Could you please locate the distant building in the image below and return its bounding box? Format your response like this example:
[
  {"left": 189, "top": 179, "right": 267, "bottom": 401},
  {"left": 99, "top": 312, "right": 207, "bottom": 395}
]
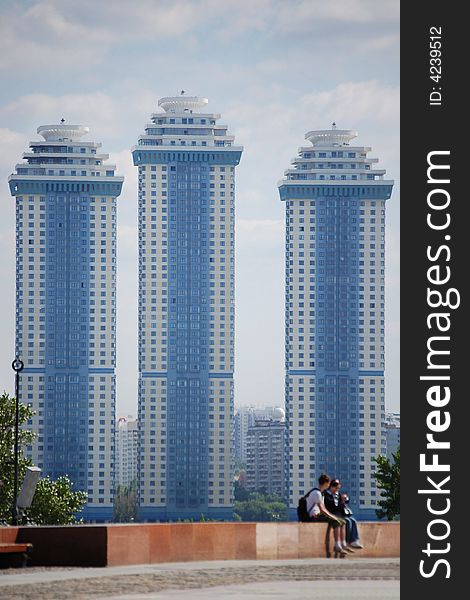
[
  {"left": 234, "top": 406, "right": 256, "bottom": 463},
  {"left": 115, "top": 417, "right": 139, "bottom": 488},
  {"left": 234, "top": 406, "right": 285, "bottom": 463},
  {"left": 246, "top": 413, "right": 286, "bottom": 498},
  {"left": 384, "top": 412, "right": 400, "bottom": 461}
]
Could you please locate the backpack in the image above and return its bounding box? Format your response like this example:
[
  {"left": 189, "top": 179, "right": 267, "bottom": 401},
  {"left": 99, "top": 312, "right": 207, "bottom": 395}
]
[{"left": 297, "top": 487, "right": 320, "bottom": 522}]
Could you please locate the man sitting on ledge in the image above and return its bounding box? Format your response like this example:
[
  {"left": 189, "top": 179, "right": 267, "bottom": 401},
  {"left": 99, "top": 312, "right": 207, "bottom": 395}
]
[{"left": 306, "top": 474, "right": 348, "bottom": 557}]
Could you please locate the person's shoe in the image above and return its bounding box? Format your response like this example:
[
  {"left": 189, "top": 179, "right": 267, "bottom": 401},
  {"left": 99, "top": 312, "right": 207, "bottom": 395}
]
[
  {"left": 343, "top": 545, "right": 355, "bottom": 553},
  {"left": 349, "top": 540, "right": 364, "bottom": 549},
  {"left": 334, "top": 545, "right": 347, "bottom": 558}
]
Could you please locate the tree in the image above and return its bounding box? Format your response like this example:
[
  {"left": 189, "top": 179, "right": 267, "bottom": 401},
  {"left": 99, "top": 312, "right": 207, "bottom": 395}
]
[
  {"left": 234, "top": 492, "right": 288, "bottom": 522},
  {"left": 0, "top": 392, "right": 86, "bottom": 525},
  {"left": 0, "top": 392, "right": 35, "bottom": 522},
  {"left": 114, "top": 480, "right": 138, "bottom": 523},
  {"left": 233, "top": 477, "right": 249, "bottom": 502},
  {"left": 374, "top": 447, "right": 400, "bottom": 520},
  {"left": 26, "top": 476, "right": 87, "bottom": 525}
]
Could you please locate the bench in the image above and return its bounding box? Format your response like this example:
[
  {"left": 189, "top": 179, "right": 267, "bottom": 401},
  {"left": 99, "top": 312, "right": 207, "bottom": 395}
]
[{"left": 0, "top": 542, "right": 33, "bottom": 568}]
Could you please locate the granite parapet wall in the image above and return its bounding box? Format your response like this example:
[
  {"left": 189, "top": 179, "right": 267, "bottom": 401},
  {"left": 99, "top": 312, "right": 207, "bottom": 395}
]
[{"left": 3, "top": 521, "right": 400, "bottom": 567}]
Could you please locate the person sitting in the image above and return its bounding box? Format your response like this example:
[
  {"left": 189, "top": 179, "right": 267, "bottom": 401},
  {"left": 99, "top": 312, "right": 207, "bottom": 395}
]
[
  {"left": 306, "top": 474, "right": 348, "bottom": 557},
  {"left": 324, "top": 479, "right": 364, "bottom": 550},
  {"left": 339, "top": 491, "right": 363, "bottom": 549},
  {"left": 324, "top": 479, "right": 355, "bottom": 553}
]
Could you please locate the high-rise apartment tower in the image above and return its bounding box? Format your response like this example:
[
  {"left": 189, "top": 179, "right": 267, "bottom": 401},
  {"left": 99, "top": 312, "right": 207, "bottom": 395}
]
[
  {"left": 115, "top": 416, "right": 139, "bottom": 488},
  {"left": 133, "top": 95, "right": 243, "bottom": 520},
  {"left": 278, "top": 126, "right": 393, "bottom": 518},
  {"left": 9, "top": 123, "right": 123, "bottom": 521}
]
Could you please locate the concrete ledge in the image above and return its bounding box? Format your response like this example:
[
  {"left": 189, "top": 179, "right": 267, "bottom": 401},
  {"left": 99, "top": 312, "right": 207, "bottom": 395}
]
[{"left": 3, "top": 522, "right": 399, "bottom": 567}]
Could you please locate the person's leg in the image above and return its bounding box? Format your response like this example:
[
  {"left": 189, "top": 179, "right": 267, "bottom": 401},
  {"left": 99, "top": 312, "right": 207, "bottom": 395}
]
[
  {"left": 341, "top": 523, "right": 348, "bottom": 547},
  {"left": 332, "top": 517, "right": 348, "bottom": 550},
  {"left": 345, "top": 516, "right": 353, "bottom": 542},
  {"left": 348, "top": 517, "right": 363, "bottom": 547},
  {"left": 333, "top": 524, "right": 341, "bottom": 543},
  {"left": 349, "top": 517, "right": 358, "bottom": 542},
  {"left": 332, "top": 521, "right": 346, "bottom": 556},
  {"left": 338, "top": 519, "right": 355, "bottom": 552},
  {"left": 318, "top": 515, "right": 347, "bottom": 555}
]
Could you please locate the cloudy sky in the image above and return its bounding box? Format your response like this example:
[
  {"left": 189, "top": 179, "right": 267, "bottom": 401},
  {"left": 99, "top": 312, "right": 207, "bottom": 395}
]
[{"left": 0, "top": 0, "right": 400, "bottom": 417}]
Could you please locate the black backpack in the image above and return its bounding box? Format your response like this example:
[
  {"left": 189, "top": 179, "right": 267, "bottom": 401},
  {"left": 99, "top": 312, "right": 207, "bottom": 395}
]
[{"left": 297, "top": 487, "right": 320, "bottom": 522}]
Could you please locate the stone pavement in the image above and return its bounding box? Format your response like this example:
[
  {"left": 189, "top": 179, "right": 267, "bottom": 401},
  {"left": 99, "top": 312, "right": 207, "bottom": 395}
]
[
  {"left": 100, "top": 580, "right": 400, "bottom": 600},
  {"left": 0, "top": 558, "right": 400, "bottom": 600}
]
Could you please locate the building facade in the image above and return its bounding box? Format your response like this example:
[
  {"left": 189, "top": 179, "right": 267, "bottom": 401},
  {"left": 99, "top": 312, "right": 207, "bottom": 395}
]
[
  {"left": 234, "top": 406, "right": 285, "bottom": 464},
  {"left": 246, "top": 416, "right": 286, "bottom": 497},
  {"left": 133, "top": 95, "right": 243, "bottom": 520},
  {"left": 115, "top": 416, "right": 139, "bottom": 487},
  {"left": 278, "top": 126, "right": 393, "bottom": 518},
  {"left": 234, "top": 406, "right": 256, "bottom": 464},
  {"left": 385, "top": 412, "right": 400, "bottom": 461},
  {"left": 9, "top": 123, "right": 123, "bottom": 521}
]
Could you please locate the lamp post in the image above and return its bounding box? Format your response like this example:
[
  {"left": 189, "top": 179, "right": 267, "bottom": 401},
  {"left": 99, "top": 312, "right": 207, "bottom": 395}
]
[{"left": 11, "top": 356, "right": 24, "bottom": 525}]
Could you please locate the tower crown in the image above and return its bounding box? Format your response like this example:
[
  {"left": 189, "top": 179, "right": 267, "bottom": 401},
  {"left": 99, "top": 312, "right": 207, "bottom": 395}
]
[
  {"left": 37, "top": 124, "right": 89, "bottom": 141},
  {"left": 305, "top": 128, "right": 358, "bottom": 147},
  {"left": 158, "top": 95, "right": 209, "bottom": 113}
]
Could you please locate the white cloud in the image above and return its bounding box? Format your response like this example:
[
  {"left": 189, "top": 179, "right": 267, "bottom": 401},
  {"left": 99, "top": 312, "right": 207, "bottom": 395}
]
[
  {"left": 0, "top": 0, "right": 399, "bottom": 73},
  {"left": 275, "top": 0, "right": 399, "bottom": 31},
  {"left": 299, "top": 80, "right": 399, "bottom": 125},
  {"left": 0, "top": 227, "right": 16, "bottom": 397},
  {"left": 0, "top": 1, "right": 201, "bottom": 72},
  {"left": 0, "top": 128, "right": 28, "bottom": 175},
  {"left": 0, "top": 93, "right": 120, "bottom": 141},
  {"left": 236, "top": 218, "right": 283, "bottom": 244},
  {"left": 0, "top": 2, "right": 400, "bottom": 412}
]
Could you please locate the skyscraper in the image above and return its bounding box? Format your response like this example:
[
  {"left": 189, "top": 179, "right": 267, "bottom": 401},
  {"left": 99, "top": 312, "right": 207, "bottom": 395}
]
[
  {"left": 278, "top": 126, "right": 393, "bottom": 518},
  {"left": 115, "top": 416, "right": 139, "bottom": 488},
  {"left": 234, "top": 406, "right": 285, "bottom": 463},
  {"left": 384, "top": 412, "right": 400, "bottom": 461},
  {"left": 133, "top": 95, "right": 243, "bottom": 521},
  {"left": 246, "top": 413, "right": 286, "bottom": 497},
  {"left": 9, "top": 123, "right": 123, "bottom": 521}
]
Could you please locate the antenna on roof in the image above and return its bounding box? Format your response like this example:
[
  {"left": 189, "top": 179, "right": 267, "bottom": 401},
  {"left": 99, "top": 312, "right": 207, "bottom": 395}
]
[{"left": 332, "top": 122, "right": 337, "bottom": 130}]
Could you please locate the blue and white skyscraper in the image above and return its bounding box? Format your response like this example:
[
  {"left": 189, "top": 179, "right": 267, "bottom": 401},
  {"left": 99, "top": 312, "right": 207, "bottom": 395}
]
[
  {"left": 278, "top": 126, "right": 393, "bottom": 518},
  {"left": 133, "top": 95, "right": 243, "bottom": 521},
  {"left": 9, "top": 123, "right": 123, "bottom": 521}
]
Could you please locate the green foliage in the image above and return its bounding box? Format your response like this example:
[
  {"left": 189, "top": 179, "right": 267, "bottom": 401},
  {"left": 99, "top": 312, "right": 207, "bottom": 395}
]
[
  {"left": 233, "top": 459, "right": 247, "bottom": 475},
  {"left": 27, "top": 476, "right": 87, "bottom": 525},
  {"left": 113, "top": 480, "right": 138, "bottom": 523},
  {"left": 233, "top": 478, "right": 249, "bottom": 502},
  {"left": 0, "top": 392, "right": 87, "bottom": 525},
  {"left": 234, "top": 492, "right": 288, "bottom": 522},
  {"left": 0, "top": 392, "right": 35, "bottom": 522},
  {"left": 374, "top": 447, "right": 400, "bottom": 520}
]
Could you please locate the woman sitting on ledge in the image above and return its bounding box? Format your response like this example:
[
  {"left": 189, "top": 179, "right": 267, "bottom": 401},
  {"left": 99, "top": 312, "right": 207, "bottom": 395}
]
[
  {"left": 306, "top": 474, "right": 348, "bottom": 557},
  {"left": 324, "top": 479, "right": 364, "bottom": 550}
]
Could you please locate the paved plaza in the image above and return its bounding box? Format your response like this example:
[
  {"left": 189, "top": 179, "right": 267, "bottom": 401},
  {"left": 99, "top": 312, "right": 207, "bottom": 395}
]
[{"left": 0, "top": 558, "right": 399, "bottom": 599}]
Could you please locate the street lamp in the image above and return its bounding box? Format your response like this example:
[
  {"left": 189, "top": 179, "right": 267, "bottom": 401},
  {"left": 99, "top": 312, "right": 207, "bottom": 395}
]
[{"left": 11, "top": 356, "right": 24, "bottom": 525}]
